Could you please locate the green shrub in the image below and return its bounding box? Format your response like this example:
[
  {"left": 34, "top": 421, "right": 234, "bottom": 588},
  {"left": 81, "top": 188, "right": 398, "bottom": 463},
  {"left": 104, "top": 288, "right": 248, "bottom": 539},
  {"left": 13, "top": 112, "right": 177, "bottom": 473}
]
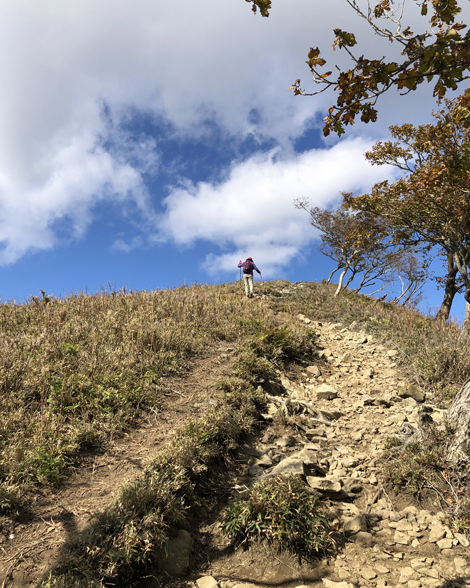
[{"left": 221, "top": 475, "right": 332, "bottom": 558}]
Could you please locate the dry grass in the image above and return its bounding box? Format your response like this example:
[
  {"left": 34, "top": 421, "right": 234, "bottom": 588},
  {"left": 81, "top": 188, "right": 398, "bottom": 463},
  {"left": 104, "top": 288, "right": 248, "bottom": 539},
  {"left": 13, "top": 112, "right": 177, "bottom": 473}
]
[
  {"left": 3, "top": 279, "right": 470, "bottom": 586},
  {"left": 269, "top": 281, "right": 470, "bottom": 401},
  {"left": 0, "top": 283, "right": 283, "bottom": 496}
]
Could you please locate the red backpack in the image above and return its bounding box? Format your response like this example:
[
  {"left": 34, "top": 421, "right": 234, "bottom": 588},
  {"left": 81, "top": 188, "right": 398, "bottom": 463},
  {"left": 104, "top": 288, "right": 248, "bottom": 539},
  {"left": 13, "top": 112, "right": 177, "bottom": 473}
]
[{"left": 243, "top": 259, "right": 254, "bottom": 274}]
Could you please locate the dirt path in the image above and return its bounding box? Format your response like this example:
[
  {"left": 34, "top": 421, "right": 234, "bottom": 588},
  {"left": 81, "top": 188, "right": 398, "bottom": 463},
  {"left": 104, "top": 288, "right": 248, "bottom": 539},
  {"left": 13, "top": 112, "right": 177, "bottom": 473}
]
[{"left": 0, "top": 344, "right": 236, "bottom": 588}]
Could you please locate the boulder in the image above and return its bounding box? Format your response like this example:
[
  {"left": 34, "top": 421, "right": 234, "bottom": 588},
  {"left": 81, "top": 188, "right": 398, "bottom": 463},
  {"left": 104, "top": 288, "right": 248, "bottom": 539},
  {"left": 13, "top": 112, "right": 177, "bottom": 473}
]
[
  {"left": 397, "top": 384, "right": 425, "bottom": 403},
  {"left": 316, "top": 384, "right": 338, "bottom": 400},
  {"left": 156, "top": 529, "right": 193, "bottom": 577},
  {"left": 197, "top": 578, "right": 218, "bottom": 588},
  {"left": 306, "top": 365, "right": 322, "bottom": 377},
  {"left": 306, "top": 477, "right": 342, "bottom": 493},
  {"left": 344, "top": 515, "right": 368, "bottom": 536}
]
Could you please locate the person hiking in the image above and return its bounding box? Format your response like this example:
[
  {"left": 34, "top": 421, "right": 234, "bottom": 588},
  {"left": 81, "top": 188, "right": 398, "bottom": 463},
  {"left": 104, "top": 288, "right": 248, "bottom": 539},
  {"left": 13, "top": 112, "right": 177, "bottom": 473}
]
[{"left": 238, "top": 257, "right": 261, "bottom": 298}]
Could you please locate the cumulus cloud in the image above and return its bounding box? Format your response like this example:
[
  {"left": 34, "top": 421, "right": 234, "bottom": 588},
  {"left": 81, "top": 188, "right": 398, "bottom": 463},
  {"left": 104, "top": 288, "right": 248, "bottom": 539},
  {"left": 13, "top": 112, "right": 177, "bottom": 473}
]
[
  {"left": 157, "top": 138, "right": 396, "bottom": 277},
  {"left": 0, "top": 0, "right": 465, "bottom": 264}
]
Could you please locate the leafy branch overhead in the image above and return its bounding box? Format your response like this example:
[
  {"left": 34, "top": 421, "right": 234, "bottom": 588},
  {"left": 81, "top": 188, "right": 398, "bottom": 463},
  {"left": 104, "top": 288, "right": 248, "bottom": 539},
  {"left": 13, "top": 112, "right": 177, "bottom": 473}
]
[
  {"left": 246, "top": 0, "right": 470, "bottom": 136},
  {"left": 342, "top": 89, "right": 470, "bottom": 316}
]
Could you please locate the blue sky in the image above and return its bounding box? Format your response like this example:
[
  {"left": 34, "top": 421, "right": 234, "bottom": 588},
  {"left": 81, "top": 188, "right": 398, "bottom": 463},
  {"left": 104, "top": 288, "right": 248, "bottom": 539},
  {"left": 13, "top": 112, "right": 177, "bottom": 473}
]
[{"left": 0, "top": 0, "right": 468, "bottom": 321}]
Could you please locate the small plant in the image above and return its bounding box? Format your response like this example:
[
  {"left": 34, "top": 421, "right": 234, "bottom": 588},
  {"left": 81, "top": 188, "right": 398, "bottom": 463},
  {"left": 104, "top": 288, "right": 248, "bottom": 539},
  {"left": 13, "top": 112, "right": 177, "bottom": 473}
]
[
  {"left": 0, "top": 484, "right": 20, "bottom": 515},
  {"left": 381, "top": 442, "right": 443, "bottom": 499},
  {"left": 452, "top": 517, "right": 470, "bottom": 536},
  {"left": 221, "top": 475, "right": 332, "bottom": 558}
]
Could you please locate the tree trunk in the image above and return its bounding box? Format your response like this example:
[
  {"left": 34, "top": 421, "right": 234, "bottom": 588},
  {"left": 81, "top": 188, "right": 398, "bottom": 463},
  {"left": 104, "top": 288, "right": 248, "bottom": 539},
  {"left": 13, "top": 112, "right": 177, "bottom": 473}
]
[
  {"left": 464, "top": 303, "right": 470, "bottom": 332},
  {"left": 435, "top": 253, "right": 459, "bottom": 322},
  {"left": 447, "top": 379, "right": 470, "bottom": 461},
  {"left": 334, "top": 266, "right": 349, "bottom": 297}
]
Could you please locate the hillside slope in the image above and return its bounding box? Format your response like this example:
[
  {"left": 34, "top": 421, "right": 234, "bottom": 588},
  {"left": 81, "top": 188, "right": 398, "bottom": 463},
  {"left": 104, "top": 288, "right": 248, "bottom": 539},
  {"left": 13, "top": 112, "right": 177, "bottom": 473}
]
[{"left": 0, "top": 281, "right": 469, "bottom": 588}]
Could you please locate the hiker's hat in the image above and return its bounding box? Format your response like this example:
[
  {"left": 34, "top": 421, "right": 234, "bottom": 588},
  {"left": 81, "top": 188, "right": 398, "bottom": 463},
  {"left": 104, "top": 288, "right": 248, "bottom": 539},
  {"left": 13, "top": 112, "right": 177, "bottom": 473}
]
[{"left": 247, "top": 257, "right": 253, "bottom": 261}]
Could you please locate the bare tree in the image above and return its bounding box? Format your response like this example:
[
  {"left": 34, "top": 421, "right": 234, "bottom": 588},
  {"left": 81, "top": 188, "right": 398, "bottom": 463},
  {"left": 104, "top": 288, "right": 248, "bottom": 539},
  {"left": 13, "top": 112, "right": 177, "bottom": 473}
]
[{"left": 296, "top": 200, "right": 426, "bottom": 300}]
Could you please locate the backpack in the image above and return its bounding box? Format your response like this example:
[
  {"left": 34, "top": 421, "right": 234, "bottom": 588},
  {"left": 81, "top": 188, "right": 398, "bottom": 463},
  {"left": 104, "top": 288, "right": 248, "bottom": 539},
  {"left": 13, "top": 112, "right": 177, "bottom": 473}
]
[{"left": 243, "top": 259, "right": 254, "bottom": 274}]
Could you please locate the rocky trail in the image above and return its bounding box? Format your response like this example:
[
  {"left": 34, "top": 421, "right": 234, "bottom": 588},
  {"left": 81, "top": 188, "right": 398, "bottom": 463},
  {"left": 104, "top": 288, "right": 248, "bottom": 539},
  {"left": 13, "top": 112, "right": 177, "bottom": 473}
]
[
  {"left": 186, "top": 315, "right": 470, "bottom": 588},
  {"left": 1, "top": 301, "right": 469, "bottom": 588}
]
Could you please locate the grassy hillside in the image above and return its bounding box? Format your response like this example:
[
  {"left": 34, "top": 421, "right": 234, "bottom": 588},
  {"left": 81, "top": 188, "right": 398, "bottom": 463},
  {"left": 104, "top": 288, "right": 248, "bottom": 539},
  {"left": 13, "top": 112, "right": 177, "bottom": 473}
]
[{"left": 1, "top": 280, "right": 469, "bottom": 586}]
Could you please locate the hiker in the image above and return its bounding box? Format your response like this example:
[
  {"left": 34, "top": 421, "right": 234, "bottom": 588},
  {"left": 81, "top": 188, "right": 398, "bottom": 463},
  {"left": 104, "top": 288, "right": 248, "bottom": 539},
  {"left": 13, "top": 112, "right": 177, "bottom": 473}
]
[{"left": 238, "top": 257, "right": 261, "bottom": 298}]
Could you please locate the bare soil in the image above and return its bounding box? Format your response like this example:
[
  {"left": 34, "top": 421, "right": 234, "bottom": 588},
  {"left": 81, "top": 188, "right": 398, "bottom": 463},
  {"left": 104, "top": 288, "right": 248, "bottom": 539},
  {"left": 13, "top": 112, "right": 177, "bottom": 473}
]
[{"left": 0, "top": 344, "right": 236, "bottom": 588}]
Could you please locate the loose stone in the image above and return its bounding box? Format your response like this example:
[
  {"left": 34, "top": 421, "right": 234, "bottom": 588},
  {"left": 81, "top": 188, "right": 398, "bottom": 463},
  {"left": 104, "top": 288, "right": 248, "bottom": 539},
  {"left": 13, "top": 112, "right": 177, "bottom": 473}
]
[
  {"left": 399, "top": 567, "right": 417, "bottom": 584},
  {"left": 360, "top": 568, "right": 377, "bottom": 580},
  {"left": 375, "top": 565, "right": 390, "bottom": 574},
  {"left": 344, "top": 515, "right": 368, "bottom": 536},
  {"left": 197, "top": 578, "right": 219, "bottom": 588},
  {"left": 428, "top": 524, "right": 446, "bottom": 543},
  {"left": 394, "top": 530, "right": 412, "bottom": 545},
  {"left": 436, "top": 538, "right": 453, "bottom": 550}
]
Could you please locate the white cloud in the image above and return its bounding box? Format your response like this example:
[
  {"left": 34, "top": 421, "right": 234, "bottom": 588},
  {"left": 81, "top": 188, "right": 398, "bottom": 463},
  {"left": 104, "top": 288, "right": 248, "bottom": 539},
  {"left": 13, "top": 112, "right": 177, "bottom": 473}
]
[
  {"left": 157, "top": 138, "right": 396, "bottom": 277},
  {"left": 0, "top": 0, "right": 466, "bottom": 263}
]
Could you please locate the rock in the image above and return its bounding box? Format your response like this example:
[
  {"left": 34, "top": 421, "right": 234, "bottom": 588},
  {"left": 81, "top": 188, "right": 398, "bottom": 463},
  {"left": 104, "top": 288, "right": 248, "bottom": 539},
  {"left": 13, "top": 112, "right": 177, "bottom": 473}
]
[
  {"left": 267, "top": 457, "right": 306, "bottom": 478},
  {"left": 156, "top": 530, "right": 193, "bottom": 577},
  {"left": 361, "top": 568, "right": 377, "bottom": 580},
  {"left": 307, "top": 477, "right": 342, "bottom": 493},
  {"left": 344, "top": 515, "right": 368, "bottom": 536},
  {"left": 407, "top": 581, "right": 421, "bottom": 588},
  {"left": 354, "top": 531, "right": 375, "bottom": 546},
  {"left": 399, "top": 567, "right": 417, "bottom": 584},
  {"left": 306, "top": 365, "right": 322, "bottom": 377},
  {"left": 394, "top": 530, "right": 412, "bottom": 545},
  {"left": 387, "top": 350, "right": 398, "bottom": 358},
  {"left": 421, "top": 568, "right": 440, "bottom": 579},
  {"left": 396, "top": 520, "right": 413, "bottom": 532},
  {"left": 436, "top": 537, "right": 453, "bottom": 550},
  {"left": 454, "top": 556, "right": 468, "bottom": 574},
  {"left": 316, "top": 384, "right": 338, "bottom": 400},
  {"left": 428, "top": 523, "right": 446, "bottom": 543},
  {"left": 197, "top": 577, "right": 219, "bottom": 588},
  {"left": 410, "top": 558, "right": 426, "bottom": 572},
  {"left": 455, "top": 532, "right": 470, "bottom": 547},
  {"left": 397, "top": 384, "right": 425, "bottom": 403},
  {"left": 375, "top": 565, "right": 390, "bottom": 574},
  {"left": 322, "top": 581, "right": 355, "bottom": 588},
  {"left": 376, "top": 579, "right": 387, "bottom": 588}
]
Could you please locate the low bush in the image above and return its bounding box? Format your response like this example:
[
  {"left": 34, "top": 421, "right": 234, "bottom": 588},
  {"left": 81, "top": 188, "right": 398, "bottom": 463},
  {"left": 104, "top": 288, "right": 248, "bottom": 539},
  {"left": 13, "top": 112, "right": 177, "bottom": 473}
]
[
  {"left": 221, "top": 475, "right": 332, "bottom": 558},
  {"left": 41, "top": 378, "right": 265, "bottom": 587}
]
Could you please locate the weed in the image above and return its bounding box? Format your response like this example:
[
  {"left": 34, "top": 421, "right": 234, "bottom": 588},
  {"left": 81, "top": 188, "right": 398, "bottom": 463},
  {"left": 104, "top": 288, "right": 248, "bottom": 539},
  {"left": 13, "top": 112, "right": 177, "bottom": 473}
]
[
  {"left": 41, "top": 380, "right": 264, "bottom": 586},
  {"left": 0, "top": 484, "right": 20, "bottom": 515},
  {"left": 221, "top": 475, "right": 332, "bottom": 558},
  {"left": 381, "top": 442, "right": 444, "bottom": 499}
]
